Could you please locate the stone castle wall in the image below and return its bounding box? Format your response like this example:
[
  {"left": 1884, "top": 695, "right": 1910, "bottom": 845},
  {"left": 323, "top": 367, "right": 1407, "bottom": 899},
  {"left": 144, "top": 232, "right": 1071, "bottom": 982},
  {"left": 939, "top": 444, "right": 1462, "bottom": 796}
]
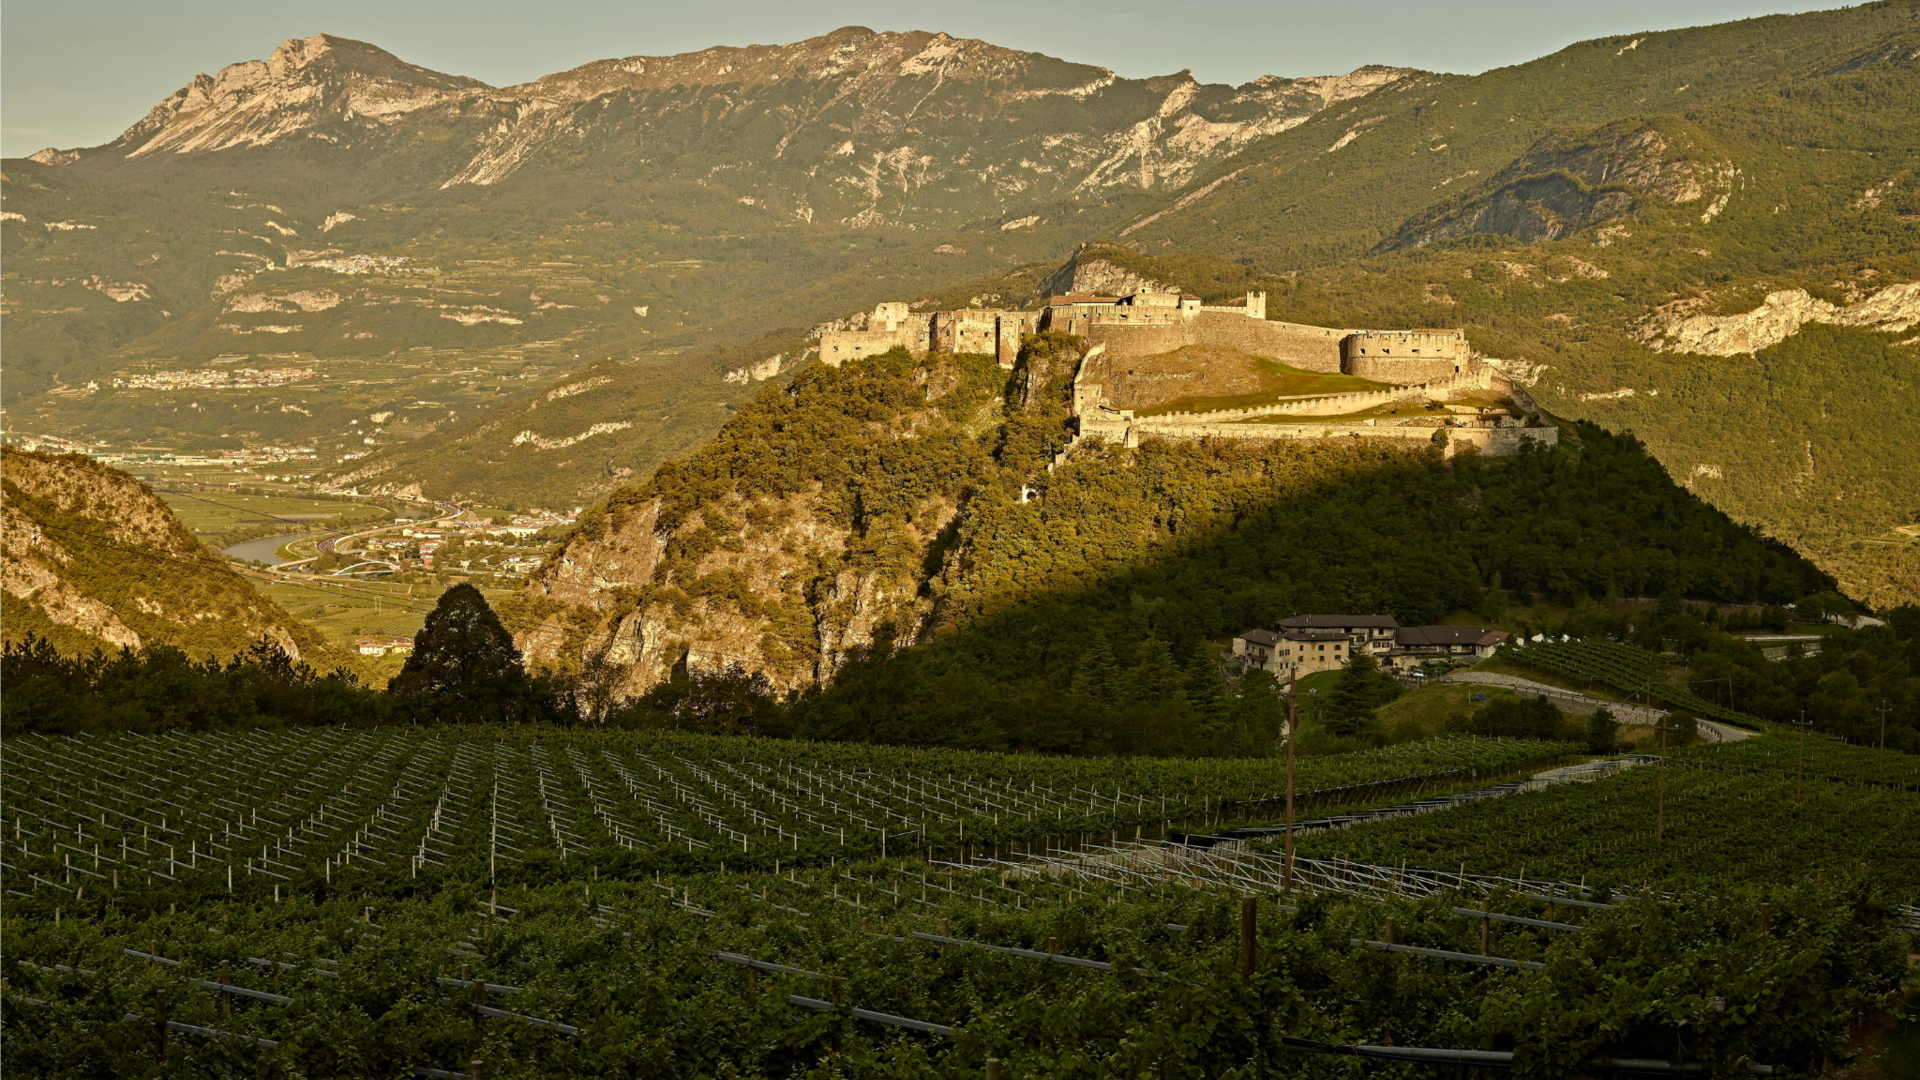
[
  {"left": 823, "top": 305, "right": 1033, "bottom": 369},
  {"left": 1341, "top": 329, "right": 1469, "bottom": 384},
  {"left": 1100, "top": 420, "right": 1557, "bottom": 456},
  {"left": 1345, "top": 355, "right": 1462, "bottom": 385},
  {"left": 1135, "top": 367, "right": 1493, "bottom": 426},
  {"left": 1082, "top": 313, "right": 1347, "bottom": 371}
]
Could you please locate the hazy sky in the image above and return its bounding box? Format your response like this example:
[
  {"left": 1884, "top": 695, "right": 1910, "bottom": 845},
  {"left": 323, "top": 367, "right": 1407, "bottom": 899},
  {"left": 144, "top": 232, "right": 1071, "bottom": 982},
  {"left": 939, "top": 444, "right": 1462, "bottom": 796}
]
[{"left": 3, "top": 0, "right": 1837, "bottom": 158}]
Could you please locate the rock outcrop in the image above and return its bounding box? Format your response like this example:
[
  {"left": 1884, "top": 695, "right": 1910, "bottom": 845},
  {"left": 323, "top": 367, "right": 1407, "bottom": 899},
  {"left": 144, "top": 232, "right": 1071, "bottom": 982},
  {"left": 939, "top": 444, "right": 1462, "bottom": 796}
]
[
  {"left": 1039, "top": 244, "right": 1174, "bottom": 299},
  {"left": 1635, "top": 282, "right": 1920, "bottom": 355},
  {"left": 113, "top": 34, "right": 489, "bottom": 158},
  {"left": 1384, "top": 120, "right": 1738, "bottom": 249}
]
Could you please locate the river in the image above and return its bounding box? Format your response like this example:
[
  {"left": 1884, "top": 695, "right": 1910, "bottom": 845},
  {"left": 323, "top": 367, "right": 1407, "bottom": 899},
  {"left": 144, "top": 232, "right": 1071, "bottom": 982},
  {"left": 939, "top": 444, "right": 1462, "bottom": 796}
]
[{"left": 222, "top": 531, "right": 329, "bottom": 566}]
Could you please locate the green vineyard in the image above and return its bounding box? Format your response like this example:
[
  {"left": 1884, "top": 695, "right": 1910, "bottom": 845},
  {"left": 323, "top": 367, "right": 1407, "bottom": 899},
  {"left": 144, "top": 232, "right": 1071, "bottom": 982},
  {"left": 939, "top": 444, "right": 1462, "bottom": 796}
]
[
  {"left": 0, "top": 729, "right": 1573, "bottom": 897},
  {"left": 1500, "top": 639, "right": 1766, "bottom": 729},
  {"left": 3, "top": 844, "right": 1904, "bottom": 1077},
  {"left": 4, "top": 730, "right": 1912, "bottom": 1077},
  {"left": 1288, "top": 740, "right": 1920, "bottom": 890}
]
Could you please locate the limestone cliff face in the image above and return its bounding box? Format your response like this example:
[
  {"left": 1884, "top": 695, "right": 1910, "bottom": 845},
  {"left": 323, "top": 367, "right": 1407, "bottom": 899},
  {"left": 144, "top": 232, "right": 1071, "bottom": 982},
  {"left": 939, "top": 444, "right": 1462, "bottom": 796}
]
[
  {"left": 517, "top": 485, "right": 953, "bottom": 698},
  {"left": 113, "top": 34, "right": 489, "bottom": 158},
  {"left": 1635, "top": 281, "right": 1920, "bottom": 356},
  {"left": 444, "top": 29, "right": 1405, "bottom": 207},
  {"left": 511, "top": 356, "right": 992, "bottom": 697},
  {"left": 1385, "top": 120, "right": 1738, "bottom": 249},
  {"left": 1039, "top": 244, "right": 1174, "bottom": 299},
  {"left": 0, "top": 448, "right": 335, "bottom": 662}
]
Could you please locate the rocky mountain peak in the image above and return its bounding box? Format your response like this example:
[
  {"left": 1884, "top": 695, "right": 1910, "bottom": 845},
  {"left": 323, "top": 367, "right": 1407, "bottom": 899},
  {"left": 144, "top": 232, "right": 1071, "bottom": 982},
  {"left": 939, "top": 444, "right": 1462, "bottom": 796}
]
[{"left": 114, "top": 33, "right": 489, "bottom": 158}]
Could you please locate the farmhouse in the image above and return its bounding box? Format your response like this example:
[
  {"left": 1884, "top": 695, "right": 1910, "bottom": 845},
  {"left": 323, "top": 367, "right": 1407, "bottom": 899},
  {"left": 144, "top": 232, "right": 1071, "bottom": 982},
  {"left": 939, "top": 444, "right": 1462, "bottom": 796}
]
[
  {"left": 1386, "top": 625, "right": 1509, "bottom": 669},
  {"left": 1235, "top": 615, "right": 1510, "bottom": 676}
]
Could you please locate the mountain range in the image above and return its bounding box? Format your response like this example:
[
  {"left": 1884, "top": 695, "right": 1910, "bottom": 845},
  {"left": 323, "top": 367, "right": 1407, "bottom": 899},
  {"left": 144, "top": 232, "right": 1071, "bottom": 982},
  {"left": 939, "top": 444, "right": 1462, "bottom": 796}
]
[{"left": 3, "top": 5, "right": 1917, "bottom": 618}]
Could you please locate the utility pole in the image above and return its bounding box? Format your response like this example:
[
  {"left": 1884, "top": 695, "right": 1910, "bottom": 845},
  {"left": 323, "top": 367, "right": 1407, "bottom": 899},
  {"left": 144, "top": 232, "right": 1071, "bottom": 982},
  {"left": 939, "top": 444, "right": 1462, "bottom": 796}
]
[
  {"left": 1656, "top": 717, "right": 1673, "bottom": 841},
  {"left": 1792, "top": 712, "right": 1813, "bottom": 803},
  {"left": 1285, "top": 666, "right": 1297, "bottom": 894}
]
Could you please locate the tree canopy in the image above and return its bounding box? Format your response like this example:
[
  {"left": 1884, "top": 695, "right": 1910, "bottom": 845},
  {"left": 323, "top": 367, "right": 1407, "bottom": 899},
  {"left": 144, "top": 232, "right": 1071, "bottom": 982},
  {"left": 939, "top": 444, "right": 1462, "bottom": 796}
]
[{"left": 389, "top": 584, "right": 559, "bottom": 724}]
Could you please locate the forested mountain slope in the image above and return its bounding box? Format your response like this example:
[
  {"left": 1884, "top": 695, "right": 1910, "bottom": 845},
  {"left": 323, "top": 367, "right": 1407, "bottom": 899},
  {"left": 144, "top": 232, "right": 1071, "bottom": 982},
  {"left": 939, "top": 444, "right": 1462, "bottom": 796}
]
[
  {"left": 1120, "top": 2, "right": 1920, "bottom": 264},
  {"left": 504, "top": 339, "right": 1831, "bottom": 750},
  {"left": 0, "top": 447, "right": 338, "bottom": 664}
]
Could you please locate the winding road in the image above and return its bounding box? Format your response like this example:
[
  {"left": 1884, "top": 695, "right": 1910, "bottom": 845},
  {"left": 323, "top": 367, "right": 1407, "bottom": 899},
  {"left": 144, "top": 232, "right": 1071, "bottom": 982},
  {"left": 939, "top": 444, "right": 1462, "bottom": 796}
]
[{"left": 262, "top": 497, "right": 468, "bottom": 578}]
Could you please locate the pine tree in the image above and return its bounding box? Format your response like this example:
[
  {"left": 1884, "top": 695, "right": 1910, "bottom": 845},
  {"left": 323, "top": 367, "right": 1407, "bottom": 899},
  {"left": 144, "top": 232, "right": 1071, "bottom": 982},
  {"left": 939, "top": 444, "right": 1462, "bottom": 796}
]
[
  {"left": 1585, "top": 707, "right": 1620, "bottom": 752},
  {"left": 1069, "top": 631, "right": 1120, "bottom": 706},
  {"left": 1127, "top": 634, "right": 1183, "bottom": 705},
  {"left": 1184, "top": 654, "right": 1228, "bottom": 727},
  {"left": 1323, "top": 652, "right": 1399, "bottom": 736}
]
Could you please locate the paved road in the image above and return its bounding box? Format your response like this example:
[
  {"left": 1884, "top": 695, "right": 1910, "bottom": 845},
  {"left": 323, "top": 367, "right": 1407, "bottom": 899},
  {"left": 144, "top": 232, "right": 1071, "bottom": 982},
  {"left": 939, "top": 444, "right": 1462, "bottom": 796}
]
[
  {"left": 269, "top": 498, "right": 466, "bottom": 577},
  {"left": 1441, "top": 671, "right": 1751, "bottom": 743}
]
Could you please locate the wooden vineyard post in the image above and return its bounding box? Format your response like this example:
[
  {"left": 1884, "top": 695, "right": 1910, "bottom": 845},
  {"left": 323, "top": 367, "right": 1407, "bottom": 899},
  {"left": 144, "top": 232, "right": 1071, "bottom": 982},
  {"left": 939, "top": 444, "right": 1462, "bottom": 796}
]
[
  {"left": 1760, "top": 902, "right": 1771, "bottom": 937},
  {"left": 985, "top": 1058, "right": 1002, "bottom": 1080},
  {"left": 469, "top": 1060, "right": 485, "bottom": 1080},
  {"left": 1792, "top": 713, "right": 1813, "bottom": 804},
  {"left": 1240, "top": 896, "right": 1257, "bottom": 987},
  {"left": 1480, "top": 898, "right": 1491, "bottom": 956},
  {"left": 220, "top": 959, "right": 231, "bottom": 1018},
  {"left": 154, "top": 987, "right": 168, "bottom": 1063},
  {"left": 1284, "top": 668, "right": 1297, "bottom": 893},
  {"left": 473, "top": 979, "right": 486, "bottom": 1037},
  {"left": 1385, "top": 917, "right": 1395, "bottom": 946},
  {"left": 747, "top": 949, "right": 759, "bottom": 1003}
]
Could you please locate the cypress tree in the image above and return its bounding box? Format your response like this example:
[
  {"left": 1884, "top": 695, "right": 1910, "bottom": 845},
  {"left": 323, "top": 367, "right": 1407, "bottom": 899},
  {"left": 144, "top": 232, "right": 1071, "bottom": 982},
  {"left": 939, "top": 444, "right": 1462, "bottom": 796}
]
[{"left": 389, "top": 584, "right": 548, "bottom": 723}]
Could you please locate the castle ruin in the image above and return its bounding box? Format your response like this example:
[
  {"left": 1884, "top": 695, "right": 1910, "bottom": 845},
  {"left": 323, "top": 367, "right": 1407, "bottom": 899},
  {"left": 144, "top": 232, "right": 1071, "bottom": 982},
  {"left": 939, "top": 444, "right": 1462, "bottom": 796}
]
[
  {"left": 821, "top": 302, "right": 1040, "bottom": 369},
  {"left": 819, "top": 287, "right": 1556, "bottom": 456}
]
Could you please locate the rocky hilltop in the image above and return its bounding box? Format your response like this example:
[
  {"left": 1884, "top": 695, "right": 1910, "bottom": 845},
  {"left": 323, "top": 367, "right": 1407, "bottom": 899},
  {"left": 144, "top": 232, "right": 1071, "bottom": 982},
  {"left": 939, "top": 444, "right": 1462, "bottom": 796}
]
[
  {"left": 1382, "top": 118, "right": 1741, "bottom": 250},
  {"left": 501, "top": 335, "right": 1830, "bottom": 718},
  {"left": 0, "top": 448, "right": 336, "bottom": 663},
  {"left": 113, "top": 34, "right": 489, "bottom": 158}
]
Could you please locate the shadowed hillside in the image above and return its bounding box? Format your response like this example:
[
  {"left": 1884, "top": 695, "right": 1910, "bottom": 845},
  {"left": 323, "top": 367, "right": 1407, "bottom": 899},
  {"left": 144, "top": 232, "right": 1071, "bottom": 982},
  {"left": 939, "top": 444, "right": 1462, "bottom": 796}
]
[{"left": 502, "top": 338, "right": 1831, "bottom": 752}]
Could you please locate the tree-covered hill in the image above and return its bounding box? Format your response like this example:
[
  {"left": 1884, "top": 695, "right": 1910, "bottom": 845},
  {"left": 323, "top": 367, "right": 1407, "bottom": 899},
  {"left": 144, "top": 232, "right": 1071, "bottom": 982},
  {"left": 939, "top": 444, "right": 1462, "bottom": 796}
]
[
  {"left": 506, "top": 338, "right": 1833, "bottom": 753},
  {"left": 1121, "top": 2, "right": 1920, "bottom": 264},
  {"left": 0, "top": 447, "right": 341, "bottom": 665}
]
